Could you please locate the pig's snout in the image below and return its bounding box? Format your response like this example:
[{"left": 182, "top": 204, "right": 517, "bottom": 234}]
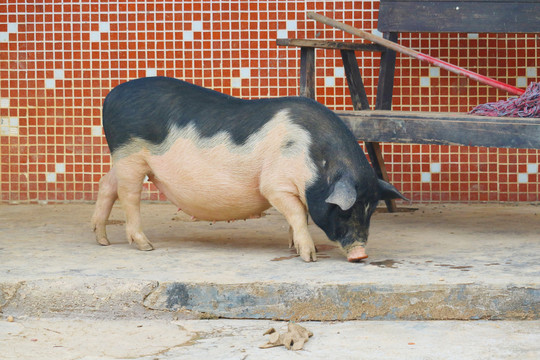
[{"left": 347, "top": 245, "right": 368, "bottom": 262}]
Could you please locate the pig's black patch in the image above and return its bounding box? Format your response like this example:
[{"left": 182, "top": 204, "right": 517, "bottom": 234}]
[{"left": 103, "top": 77, "right": 326, "bottom": 153}]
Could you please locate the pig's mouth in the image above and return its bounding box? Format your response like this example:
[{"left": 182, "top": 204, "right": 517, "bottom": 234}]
[{"left": 340, "top": 236, "right": 368, "bottom": 262}]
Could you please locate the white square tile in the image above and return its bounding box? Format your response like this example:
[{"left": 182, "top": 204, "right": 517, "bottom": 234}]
[
  {"left": 467, "top": 33, "right": 479, "bottom": 39},
  {"left": 286, "top": 20, "right": 297, "bottom": 31},
  {"left": 146, "top": 68, "right": 157, "bottom": 77},
  {"left": 45, "top": 79, "right": 56, "bottom": 89},
  {"left": 46, "top": 173, "right": 57, "bottom": 183},
  {"left": 192, "top": 21, "right": 203, "bottom": 32},
  {"left": 7, "top": 23, "right": 18, "bottom": 33},
  {"left": 430, "top": 163, "right": 441, "bottom": 173},
  {"left": 334, "top": 67, "right": 344, "bottom": 78},
  {"left": 517, "top": 77, "right": 528, "bottom": 88},
  {"left": 429, "top": 67, "right": 440, "bottom": 77},
  {"left": 420, "top": 77, "right": 430, "bottom": 87},
  {"left": 526, "top": 67, "right": 537, "bottom": 78},
  {"left": 0, "top": 98, "right": 9, "bottom": 108},
  {"left": 527, "top": 163, "right": 538, "bottom": 174},
  {"left": 372, "top": 29, "right": 382, "bottom": 37},
  {"left": 421, "top": 172, "right": 431, "bottom": 183},
  {"left": 183, "top": 30, "right": 193, "bottom": 41},
  {"left": 240, "top": 67, "right": 250, "bottom": 78},
  {"left": 99, "top": 22, "right": 110, "bottom": 33},
  {"left": 231, "top": 78, "right": 242, "bottom": 88},
  {"left": 325, "top": 76, "right": 335, "bottom": 87},
  {"left": 277, "top": 29, "right": 287, "bottom": 39},
  {"left": 91, "top": 126, "right": 102, "bottom": 136},
  {"left": 0, "top": 32, "right": 9, "bottom": 42},
  {"left": 90, "top": 31, "right": 101, "bottom": 42},
  {"left": 55, "top": 163, "right": 65, "bottom": 174},
  {"left": 518, "top": 173, "right": 529, "bottom": 183},
  {"left": 9, "top": 117, "right": 18, "bottom": 127},
  {"left": 54, "top": 69, "right": 64, "bottom": 80}
]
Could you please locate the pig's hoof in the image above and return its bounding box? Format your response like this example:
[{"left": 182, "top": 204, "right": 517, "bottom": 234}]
[
  {"left": 136, "top": 242, "right": 154, "bottom": 251},
  {"left": 299, "top": 246, "right": 317, "bottom": 262},
  {"left": 97, "top": 237, "right": 111, "bottom": 246},
  {"left": 347, "top": 247, "right": 368, "bottom": 262}
]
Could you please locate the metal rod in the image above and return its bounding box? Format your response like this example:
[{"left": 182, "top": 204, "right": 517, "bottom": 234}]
[{"left": 307, "top": 12, "right": 525, "bottom": 96}]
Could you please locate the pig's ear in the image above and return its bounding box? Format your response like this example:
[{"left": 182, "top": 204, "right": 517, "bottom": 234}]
[
  {"left": 378, "top": 179, "right": 409, "bottom": 201},
  {"left": 326, "top": 176, "right": 357, "bottom": 211}
]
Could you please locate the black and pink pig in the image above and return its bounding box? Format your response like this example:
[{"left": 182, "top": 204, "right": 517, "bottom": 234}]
[{"left": 91, "top": 77, "right": 406, "bottom": 262}]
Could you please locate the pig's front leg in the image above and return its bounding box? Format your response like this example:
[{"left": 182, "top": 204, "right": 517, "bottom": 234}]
[
  {"left": 115, "top": 158, "right": 154, "bottom": 251},
  {"left": 265, "top": 192, "right": 316, "bottom": 262}
]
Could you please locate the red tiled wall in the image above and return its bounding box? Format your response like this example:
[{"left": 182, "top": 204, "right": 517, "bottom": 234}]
[{"left": 1, "top": 0, "right": 539, "bottom": 204}]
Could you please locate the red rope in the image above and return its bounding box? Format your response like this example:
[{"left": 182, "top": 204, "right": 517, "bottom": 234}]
[{"left": 469, "top": 82, "right": 540, "bottom": 118}]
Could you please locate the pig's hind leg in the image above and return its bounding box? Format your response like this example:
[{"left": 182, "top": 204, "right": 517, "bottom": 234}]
[
  {"left": 265, "top": 193, "right": 317, "bottom": 262},
  {"left": 91, "top": 168, "right": 119, "bottom": 246},
  {"left": 115, "top": 157, "right": 154, "bottom": 251}
]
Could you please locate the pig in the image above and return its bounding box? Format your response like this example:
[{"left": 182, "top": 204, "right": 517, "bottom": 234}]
[{"left": 91, "top": 77, "right": 407, "bottom": 262}]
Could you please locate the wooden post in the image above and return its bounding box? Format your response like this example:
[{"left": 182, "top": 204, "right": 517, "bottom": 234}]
[
  {"left": 299, "top": 47, "right": 315, "bottom": 98},
  {"left": 341, "top": 49, "right": 397, "bottom": 212}
]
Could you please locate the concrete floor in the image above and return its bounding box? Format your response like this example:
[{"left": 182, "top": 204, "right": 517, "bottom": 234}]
[{"left": 0, "top": 202, "right": 539, "bottom": 358}]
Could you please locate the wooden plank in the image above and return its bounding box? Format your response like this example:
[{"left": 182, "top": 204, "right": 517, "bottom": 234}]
[
  {"left": 337, "top": 110, "right": 540, "bottom": 149},
  {"left": 276, "top": 38, "right": 385, "bottom": 52},
  {"left": 378, "top": 1, "right": 540, "bottom": 33},
  {"left": 299, "top": 47, "right": 315, "bottom": 99}
]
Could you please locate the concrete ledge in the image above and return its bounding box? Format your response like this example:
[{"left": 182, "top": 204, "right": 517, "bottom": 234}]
[{"left": 1, "top": 203, "right": 539, "bottom": 320}]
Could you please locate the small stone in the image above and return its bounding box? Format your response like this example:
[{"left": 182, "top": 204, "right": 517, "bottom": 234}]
[{"left": 7, "top": 315, "right": 14, "bottom": 322}]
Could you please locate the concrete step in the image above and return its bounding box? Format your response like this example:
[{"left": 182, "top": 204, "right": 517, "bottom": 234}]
[{"left": 1, "top": 203, "right": 539, "bottom": 320}]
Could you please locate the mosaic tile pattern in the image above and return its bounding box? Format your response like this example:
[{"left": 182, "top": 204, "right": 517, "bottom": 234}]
[{"left": 1, "top": 0, "right": 539, "bottom": 204}]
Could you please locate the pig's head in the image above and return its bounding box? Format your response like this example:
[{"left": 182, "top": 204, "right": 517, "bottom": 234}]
[{"left": 306, "top": 172, "right": 407, "bottom": 262}]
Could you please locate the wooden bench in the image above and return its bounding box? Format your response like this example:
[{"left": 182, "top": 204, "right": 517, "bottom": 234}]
[{"left": 277, "top": 0, "right": 540, "bottom": 210}]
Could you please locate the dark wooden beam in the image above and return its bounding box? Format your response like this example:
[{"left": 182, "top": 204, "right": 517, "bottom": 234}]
[
  {"left": 337, "top": 110, "right": 540, "bottom": 149},
  {"left": 277, "top": 38, "right": 385, "bottom": 52},
  {"left": 299, "top": 47, "right": 315, "bottom": 99}
]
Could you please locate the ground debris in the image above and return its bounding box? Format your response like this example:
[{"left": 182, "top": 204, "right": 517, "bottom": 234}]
[{"left": 260, "top": 323, "right": 313, "bottom": 351}]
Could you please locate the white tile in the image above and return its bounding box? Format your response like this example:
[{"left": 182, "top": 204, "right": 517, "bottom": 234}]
[
  {"left": 286, "top": 20, "right": 297, "bottom": 31},
  {"left": 91, "top": 126, "right": 102, "bottom": 136},
  {"left": 55, "top": 163, "right": 65, "bottom": 174},
  {"left": 192, "top": 21, "right": 203, "bottom": 32},
  {"left": 421, "top": 172, "right": 431, "bottom": 183},
  {"left": 146, "top": 68, "right": 157, "bottom": 77},
  {"left": 0, "top": 98, "right": 9, "bottom": 108},
  {"left": 240, "top": 67, "right": 250, "bottom": 78},
  {"left": 334, "top": 67, "right": 344, "bottom": 78},
  {"left": 7, "top": 23, "right": 18, "bottom": 33},
  {"left": 183, "top": 30, "right": 193, "bottom": 41},
  {"left": 467, "top": 33, "right": 479, "bottom": 39},
  {"left": 372, "top": 29, "right": 382, "bottom": 37},
  {"left": 9, "top": 117, "right": 18, "bottom": 126},
  {"left": 90, "top": 31, "right": 101, "bottom": 42},
  {"left": 231, "top": 78, "right": 242, "bottom": 88},
  {"left": 0, "top": 125, "right": 8, "bottom": 136},
  {"left": 429, "top": 67, "right": 440, "bottom": 77},
  {"left": 54, "top": 69, "right": 64, "bottom": 79},
  {"left": 420, "top": 77, "right": 430, "bottom": 87},
  {"left": 45, "top": 79, "right": 56, "bottom": 89},
  {"left": 526, "top": 67, "right": 537, "bottom": 78},
  {"left": 277, "top": 29, "right": 287, "bottom": 39},
  {"left": 0, "top": 32, "right": 9, "bottom": 42},
  {"left": 516, "top": 77, "right": 528, "bottom": 88},
  {"left": 99, "top": 22, "right": 110, "bottom": 33},
  {"left": 518, "top": 173, "right": 529, "bottom": 184},
  {"left": 325, "top": 76, "right": 335, "bottom": 87},
  {"left": 46, "top": 173, "right": 57, "bottom": 183},
  {"left": 527, "top": 163, "right": 538, "bottom": 174},
  {"left": 430, "top": 163, "right": 441, "bottom": 173}
]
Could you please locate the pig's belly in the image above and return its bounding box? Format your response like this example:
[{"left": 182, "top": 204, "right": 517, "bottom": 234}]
[{"left": 146, "top": 151, "right": 271, "bottom": 221}]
